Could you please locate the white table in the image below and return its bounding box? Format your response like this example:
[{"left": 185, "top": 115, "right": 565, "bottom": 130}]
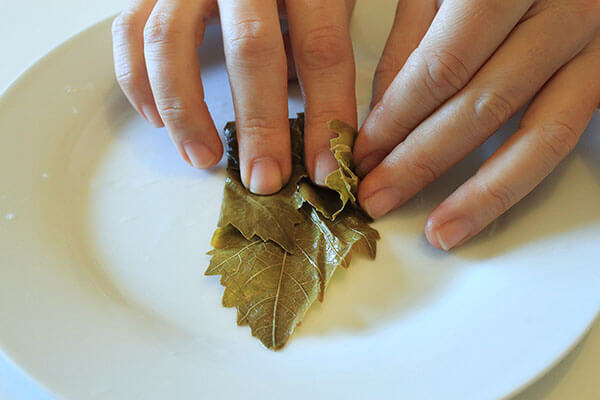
[{"left": 0, "top": 1, "right": 598, "bottom": 399}]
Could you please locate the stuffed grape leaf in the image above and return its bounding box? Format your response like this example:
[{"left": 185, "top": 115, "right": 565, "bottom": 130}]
[
  {"left": 206, "top": 114, "right": 379, "bottom": 350},
  {"left": 217, "top": 117, "right": 307, "bottom": 253}
]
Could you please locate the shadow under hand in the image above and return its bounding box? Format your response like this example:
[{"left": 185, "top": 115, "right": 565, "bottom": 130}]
[
  {"left": 294, "top": 236, "right": 461, "bottom": 337},
  {"left": 294, "top": 111, "right": 600, "bottom": 338},
  {"left": 578, "top": 111, "right": 600, "bottom": 183}
]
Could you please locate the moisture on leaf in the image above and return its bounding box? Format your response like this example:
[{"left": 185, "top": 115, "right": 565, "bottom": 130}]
[{"left": 207, "top": 114, "right": 379, "bottom": 350}]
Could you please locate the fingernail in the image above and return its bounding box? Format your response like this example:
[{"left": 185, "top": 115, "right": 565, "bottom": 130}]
[
  {"left": 356, "top": 150, "right": 388, "bottom": 177},
  {"left": 184, "top": 142, "right": 217, "bottom": 169},
  {"left": 435, "top": 219, "right": 473, "bottom": 251},
  {"left": 314, "top": 150, "right": 339, "bottom": 186},
  {"left": 142, "top": 105, "right": 163, "bottom": 127},
  {"left": 362, "top": 187, "right": 402, "bottom": 218},
  {"left": 250, "top": 157, "right": 283, "bottom": 195}
]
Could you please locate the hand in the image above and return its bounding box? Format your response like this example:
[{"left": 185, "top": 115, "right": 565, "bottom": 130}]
[
  {"left": 354, "top": 0, "right": 600, "bottom": 251},
  {"left": 112, "top": 0, "right": 356, "bottom": 194}
]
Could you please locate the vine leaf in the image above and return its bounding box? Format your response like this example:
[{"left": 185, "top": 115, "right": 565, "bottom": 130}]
[
  {"left": 206, "top": 206, "right": 378, "bottom": 349},
  {"left": 217, "top": 117, "right": 307, "bottom": 253},
  {"left": 323, "top": 119, "right": 359, "bottom": 218},
  {"left": 207, "top": 115, "right": 379, "bottom": 350}
]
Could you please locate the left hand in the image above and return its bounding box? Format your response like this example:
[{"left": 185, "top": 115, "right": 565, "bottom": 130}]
[
  {"left": 354, "top": 0, "right": 600, "bottom": 251},
  {"left": 112, "top": 0, "right": 356, "bottom": 195}
]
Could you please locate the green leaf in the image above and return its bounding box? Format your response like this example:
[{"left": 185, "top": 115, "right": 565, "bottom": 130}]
[
  {"left": 300, "top": 206, "right": 379, "bottom": 300},
  {"left": 206, "top": 205, "right": 378, "bottom": 350},
  {"left": 324, "top": 119, "right": 359, "bottom": 216},
  {"left": 295, "top": 179, "right": 341, "bottom": 220},
  {"left": 219, "top": 168, "right": 305, "bottom": 253},
  {"left": 207, "top": 115, "right": 379, "bottom": 350},
  {"left": 217, "top": 116, "right": 307, "bottom": 253},
  {"left": 295, "top": 119, "right": 360, "bottom": 221}
]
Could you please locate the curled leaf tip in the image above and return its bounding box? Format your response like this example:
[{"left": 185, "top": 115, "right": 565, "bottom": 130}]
[{"left": 324, "top": 119, "right": 359, "bottom": 219}]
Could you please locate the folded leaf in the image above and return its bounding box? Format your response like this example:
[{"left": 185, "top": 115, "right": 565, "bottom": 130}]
[
  {"left": 207, "top": 115, "right": 379, "bottom": 350},
  {"left": 294, "top": 119, "right": 360, "bottom": 221},
  {"left": 206, "top": 205, "right": 378, "bottom": 349},
  {"left": 217, "top": 117, "right": 307, "bottom": 253},
  {"left": 323, "top": 119, "right": 360, "bottom": 217},
  {"left": 300, "top": 206, "right": 379, "bottom": 300},
  {"left": 296, "top": 179, "right": 341, "bottom": 220}
]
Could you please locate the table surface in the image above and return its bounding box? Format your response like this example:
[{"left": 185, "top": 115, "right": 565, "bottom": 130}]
[{"left": 0, "top": 1, "right": 598, "bottom": 399}]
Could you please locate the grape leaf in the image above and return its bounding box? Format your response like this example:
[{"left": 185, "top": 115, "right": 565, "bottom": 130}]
[
  {"left": 296, "top": 180, "right": 342, "bottom": 220},
  {"left": 217, "top": 117, "right": 307, "bottom": 253},
  {"left": 207, "top": 115, "right": 379, "bottom": 350},
  {"left": 323, "top": 119, "right": 359, "bottom": 217},
  {"left": 206, "top": 205, "right": 378, "bottom": 349}
]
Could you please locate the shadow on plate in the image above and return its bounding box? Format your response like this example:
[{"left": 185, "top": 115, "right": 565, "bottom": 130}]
[{"left": 294, "top": 111, "right": 600, "bottom": 337}]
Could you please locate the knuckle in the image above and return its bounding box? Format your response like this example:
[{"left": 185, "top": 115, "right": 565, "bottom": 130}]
[
  {"left": 115, "top": 69, "right": 138, "bottom": 90},
  {"left": 538, "top": 120, "right": 580, "bottom": 161},
  {"left": 305, "top": 108, "right": 347, "bottom": 126},
  {"left": 404, "top": 151, "right": 442, "bottom": 185},
  {"left": 238, "top": 117, "right": 284, "bottom": 139},
  {"left": 228, "top": 19, "right": 280, "bottom": 65},
  {"left": 387, "top": 108, "right": 414, "bottom": 135},
  {"left": 112, "top": 10, "right": 141, "bottom": 39},
  {"left": 155, "top": 96, "right": 191, "bottom": 128},
  {"left": 419, "top": 49, "right": 471, "bottom": 101},
  {"left": 298, "top": 25, "right": 351, "bottom": 70},
  {"left": 471, "top": 92, "right": 514, "bottom": 133},
  {"left": 377, "top": 95, "right": 414, "bottom": 135},
  {"left": 479, "top": 180, "right": 516, "bottom": 214},
  {"left": 143, "top": 13, "right": 181, "bottom": 46}
]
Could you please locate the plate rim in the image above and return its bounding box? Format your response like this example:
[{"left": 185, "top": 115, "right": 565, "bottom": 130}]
[{"left": 0, "top": 14, "right": 599, "bottom": 400}]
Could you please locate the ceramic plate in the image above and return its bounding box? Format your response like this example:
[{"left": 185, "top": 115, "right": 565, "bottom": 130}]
[{"left": 0, "top": 11, "right": 599, "bottom": 400}]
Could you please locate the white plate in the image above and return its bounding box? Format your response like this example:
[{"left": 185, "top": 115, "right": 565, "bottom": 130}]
[{"left": 1, "top": 11, "right": 599, "bottom": 400}]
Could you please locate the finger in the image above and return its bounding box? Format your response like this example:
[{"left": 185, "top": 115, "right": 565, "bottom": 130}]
[
  {"left": 144, "top": 0, "right": 223, "bottom": 169},
  {"left": 218, "top": 0, "right": 290, "bottom": 195},
  {"left": 354, "top": 0, "right": 536, "bottom": 176},
  {"left": 285, "top": 0, "right": 356, "bottom": 185},
  {"left": 370, "top": 0, "right": 437, "bottom": 108},
  {"left": 426, "top": 36, "right": 600, "bottom": 251},
  {"left": 359, "top": 4, "right": 600, "bottom": 219},
  {"left": 112, "top": 0, "right": 163, "bottom": 127}
]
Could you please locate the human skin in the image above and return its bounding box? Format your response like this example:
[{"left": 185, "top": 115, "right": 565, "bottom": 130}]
[
  {"left": 113, "top": 0, "right": 600, "bottom": 251},
  {"left": 353, "top": 0, "right": 600, "bottom": 250},
  {"left": 112, "top": 0, "right": 356, "bottom": 196}
]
